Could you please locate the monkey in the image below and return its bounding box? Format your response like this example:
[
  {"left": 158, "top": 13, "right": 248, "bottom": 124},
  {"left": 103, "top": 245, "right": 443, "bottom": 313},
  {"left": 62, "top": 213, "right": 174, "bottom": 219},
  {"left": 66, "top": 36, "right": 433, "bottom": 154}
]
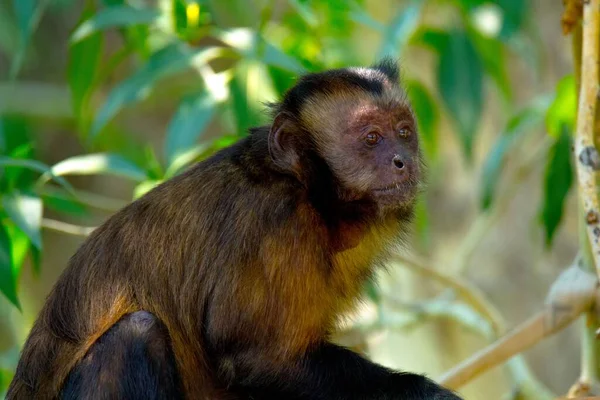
[{"left": 7, "top": 58, "right": 462, "bottom": 400}]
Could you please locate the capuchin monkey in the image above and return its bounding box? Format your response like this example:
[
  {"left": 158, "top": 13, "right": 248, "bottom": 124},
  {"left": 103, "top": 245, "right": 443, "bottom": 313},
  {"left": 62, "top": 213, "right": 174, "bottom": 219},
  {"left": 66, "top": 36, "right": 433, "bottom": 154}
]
[{"left": 8, "top": 58, "right": 462, "bottom": 400}]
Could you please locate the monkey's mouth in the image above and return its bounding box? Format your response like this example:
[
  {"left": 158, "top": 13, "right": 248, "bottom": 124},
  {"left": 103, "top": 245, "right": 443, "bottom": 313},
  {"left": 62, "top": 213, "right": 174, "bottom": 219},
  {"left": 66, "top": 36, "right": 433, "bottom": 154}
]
[
  {"left": 373, "top": 180, "right": 417, "bottom": 194},
  {"left": 373, "top": 182, "right": 404, "bottom": 194},
  {"left": 371, "top": 180, "right": 418, "bottom": 205}
]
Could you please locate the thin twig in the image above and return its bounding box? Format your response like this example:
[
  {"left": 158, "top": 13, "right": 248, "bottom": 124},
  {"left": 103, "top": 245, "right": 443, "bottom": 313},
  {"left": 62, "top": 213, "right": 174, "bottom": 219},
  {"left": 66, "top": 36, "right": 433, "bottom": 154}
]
[
  {"left": 505, "top": 356, "right": 555, "bottom": 400},
  {"left": 439, "top": 262, "right": 598, "bottom": 389},
  {"left": 574, "top": 0, "right": 600, "bottom": 278},
  {"left": 42, "top": 186, "right": 128, "bottom": 212},
  {"left": 41, "top": 218, "right": 96, "bottom": 237},
  {"left": 394, "top": 255, "right": 505, "bottom": 335},
  {"left": 337, "top": 253, "right": 554, "bottom": 397}
]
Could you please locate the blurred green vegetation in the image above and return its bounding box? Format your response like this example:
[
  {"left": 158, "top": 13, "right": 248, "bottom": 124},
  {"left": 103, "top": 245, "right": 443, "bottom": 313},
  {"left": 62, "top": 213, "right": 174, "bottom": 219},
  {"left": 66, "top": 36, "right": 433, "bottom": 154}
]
[{"left": 0, "top": 0, "right": 580, "bottom": 397}]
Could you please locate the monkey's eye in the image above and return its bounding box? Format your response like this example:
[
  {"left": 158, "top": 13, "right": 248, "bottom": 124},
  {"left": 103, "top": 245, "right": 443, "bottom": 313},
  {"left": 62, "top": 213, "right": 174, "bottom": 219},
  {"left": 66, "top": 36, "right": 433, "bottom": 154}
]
[
  {"left": 364, "top": 132, "right": 382, "bottom": 146},
  {"left": 398, "top": 127, "right": 411, "bottom": 138}
]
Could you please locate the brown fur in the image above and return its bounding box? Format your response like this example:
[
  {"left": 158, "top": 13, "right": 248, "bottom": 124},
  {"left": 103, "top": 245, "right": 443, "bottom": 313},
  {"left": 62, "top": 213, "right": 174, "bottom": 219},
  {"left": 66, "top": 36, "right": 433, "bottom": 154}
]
[{"left": 8, "top": 60, "right": 426, "bottom": 400}]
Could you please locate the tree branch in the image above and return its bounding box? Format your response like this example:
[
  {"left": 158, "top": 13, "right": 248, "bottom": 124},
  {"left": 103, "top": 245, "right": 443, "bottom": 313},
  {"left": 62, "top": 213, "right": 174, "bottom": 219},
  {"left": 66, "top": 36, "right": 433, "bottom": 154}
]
[
  {"left": 438, "top": 262, "right": 598, "bottom": 390},
  {"left": 41, "top": 218, "right": 96, "bottom": 237},
  {"left": 394, "top": 255, "right": 505, "bottom": 335},
  {"left": 574, "top": 0, "right": 600, "bottom": 278}
]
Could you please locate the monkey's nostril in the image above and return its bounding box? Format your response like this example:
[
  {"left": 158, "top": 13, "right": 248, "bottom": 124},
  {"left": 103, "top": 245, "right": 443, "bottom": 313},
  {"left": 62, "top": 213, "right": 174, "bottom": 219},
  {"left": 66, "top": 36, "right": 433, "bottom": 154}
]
[{"left": 393, "top": 156, "right": 405, "bottom": 170}]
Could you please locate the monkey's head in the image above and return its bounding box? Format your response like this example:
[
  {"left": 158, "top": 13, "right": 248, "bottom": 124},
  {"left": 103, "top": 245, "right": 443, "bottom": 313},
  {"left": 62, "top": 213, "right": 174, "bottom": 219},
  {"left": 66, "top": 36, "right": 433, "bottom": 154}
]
[{"left": 268, "top": 58, "right": 421, "bottom": 216}]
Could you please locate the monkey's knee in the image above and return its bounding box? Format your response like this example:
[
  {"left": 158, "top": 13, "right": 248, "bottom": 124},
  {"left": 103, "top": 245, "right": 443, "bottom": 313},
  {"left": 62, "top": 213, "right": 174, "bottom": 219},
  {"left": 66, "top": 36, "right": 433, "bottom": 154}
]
[{"left": 61, "top": 311, "right": 182, "bottom": 400}]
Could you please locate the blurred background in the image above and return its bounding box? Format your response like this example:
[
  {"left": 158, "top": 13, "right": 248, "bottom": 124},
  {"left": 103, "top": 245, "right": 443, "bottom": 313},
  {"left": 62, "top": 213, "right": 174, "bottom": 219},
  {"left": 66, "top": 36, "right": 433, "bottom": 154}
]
[{"left": 0, "top": 0, "right": 583, "bottom": 399}]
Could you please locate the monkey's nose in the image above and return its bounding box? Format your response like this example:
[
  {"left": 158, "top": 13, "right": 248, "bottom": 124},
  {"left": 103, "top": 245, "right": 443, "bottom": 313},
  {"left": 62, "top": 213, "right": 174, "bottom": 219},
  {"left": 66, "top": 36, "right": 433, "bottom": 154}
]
[{"left": 392, "top": 155, "right": 405, "bottom": 170}]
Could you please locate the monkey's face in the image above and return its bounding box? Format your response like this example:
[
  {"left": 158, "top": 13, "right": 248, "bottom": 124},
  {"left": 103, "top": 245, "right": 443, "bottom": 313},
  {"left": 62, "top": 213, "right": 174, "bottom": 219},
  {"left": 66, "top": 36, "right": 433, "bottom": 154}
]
[{"left": 312, "top": 97, "right": 421, "bottom": 212}]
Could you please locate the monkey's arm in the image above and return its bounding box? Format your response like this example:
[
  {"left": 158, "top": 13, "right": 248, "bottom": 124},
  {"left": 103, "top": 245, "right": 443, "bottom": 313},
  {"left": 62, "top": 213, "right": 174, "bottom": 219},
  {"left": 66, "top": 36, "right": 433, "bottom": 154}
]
[{"left": 224, "top": 342, "right": 461, "bottom": 400}]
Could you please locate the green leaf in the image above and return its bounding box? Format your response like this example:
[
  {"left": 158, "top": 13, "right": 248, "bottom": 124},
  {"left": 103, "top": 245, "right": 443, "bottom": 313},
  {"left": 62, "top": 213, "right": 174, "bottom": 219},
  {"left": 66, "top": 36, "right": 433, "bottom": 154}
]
[
  {"left": 480, "top": 137, "right": 510, "bottom": 210},
  {"left": 406, "top": 80, "right": 438, "bottom": 161},
  {"left": 455, "top": 0, "right": 486, "bottom": 10},
  {"left": 480, "top": 96, "right": 551, "bottom": 209},
  {"left": 0, "top": 2, "right": 19, "bottom": 57},
  {"left": 229, "top": 61, "right": 275, "bottom": 136},
  {"left": 173, "top": 0, "right": 188, "bottom": 35},
  {"left": 91, "top": 44, "right": 219, "bottom": 137},
  {"left": 124, "top": 24, "right": 151, "bottom": 58},
  {"left": 70, "top": 5, "right": 162, "bottom": 43},
  {"left": 164, "top": 143, "right": 210, "bottom": 178},
  {"left": 13, "top": 0, "right": 36, "bottom": 39},
  {"left": 378, "top": 3, "right": 421, "bottom": 59},
  {"left": 268, "top": 66, "right": 297, "bottom": 96},
  {"left": 287, "top": 0, "right": 318, "bottom": 27},
  {"left": 10, "top": 0, "right": 46, "bottom": 79},
  {"left": 2, "top": 193, "right": 43, "bottom": 249},
  {"left": 212, "top": 135, "right": 239, "bottom": 149},
  {"left": 50, "top": 0, "right": 78, "bottom": 9},
  {"left": 133, "top": 180, "right": 162, "bottom": 199},
  {"left": 411, "top": 27, "right": 449, "bottom": 53},
  {"left": 88, "top": 125, "right": 147, "bottom": 167},
  {"left": 0, "top": 121, "right": 5, "bottom": 154},
  {"left": 143, "top": 145, "right": 164, "bottom": 180},
  {"left": 5, "top": 222, "right": 31, "bottom": 275},
  {"left": 262, "top": 41, "right": 306, "bottom": 74},
  {"left": 546, "top": 75, "right": 577, "bottom": 138},
  {"left": 0, "top": 156, "right": 74, "bottom": 193},
  {"left": 68, "top": 0, "right": 104, "bottom": 120},
  {"left": 1, "top": 116, "right": 32, "bottom": 154},
  {"left": 496, "top": 0, "right": 529, "bottom": 39},
  {"left": 0, "top": 117, "right": 34, "bottom": 192},
  {"left": 0, "top": 223, "right": 20, "bottom": 309},
  {"left": 165, "top": 134, "right": 240, "bottom": 179},
  {"left": 349, "top": 8, "right": 384, "bottom": 32},
  {"left": 42, "top": 191, "right": 88, "bottom": 217},
  {"left": 437, "top": 30, "right": 484, "bottom": 160},
  {"left": 468, "top": 28, "right": 511, "bottom": 100},
  {"left": 541, "top": 126, "right": 573, "bottom": 246},
  {"left": 217, "top": 28, "right": 305, "bottom": 73},
  {"left": 165, "top": 90, "right": 217, "bottom": 166},
  {"left": 44, "top": 153, "right": 148, "bottom": 182},
  {"left": 30, "top": 245, "right": 41, "bottom": 276}
]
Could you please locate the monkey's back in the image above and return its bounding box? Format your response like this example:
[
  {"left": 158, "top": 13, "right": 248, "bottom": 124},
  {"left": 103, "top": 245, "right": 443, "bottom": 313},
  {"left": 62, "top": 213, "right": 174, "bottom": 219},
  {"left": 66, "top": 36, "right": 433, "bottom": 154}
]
[{"left": 7, "top": 134, "right": 332, "bottom": 399}]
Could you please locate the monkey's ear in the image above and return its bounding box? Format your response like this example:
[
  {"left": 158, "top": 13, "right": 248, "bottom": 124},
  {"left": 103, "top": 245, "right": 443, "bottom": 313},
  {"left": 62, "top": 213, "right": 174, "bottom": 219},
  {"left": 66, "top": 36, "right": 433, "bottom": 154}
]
[{"left": 269, "top": 112, "right": 301, "bottom": 175}]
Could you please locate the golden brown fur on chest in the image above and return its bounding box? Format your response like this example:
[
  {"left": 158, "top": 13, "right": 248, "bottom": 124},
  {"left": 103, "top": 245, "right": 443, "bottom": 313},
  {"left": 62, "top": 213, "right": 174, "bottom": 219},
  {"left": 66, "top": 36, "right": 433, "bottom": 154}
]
[
  {"left": 234, "top": 206, "right": 400, "bottom": 362},
  {"left": 329, "top": 217, "right": 400, "bottom": 313}
]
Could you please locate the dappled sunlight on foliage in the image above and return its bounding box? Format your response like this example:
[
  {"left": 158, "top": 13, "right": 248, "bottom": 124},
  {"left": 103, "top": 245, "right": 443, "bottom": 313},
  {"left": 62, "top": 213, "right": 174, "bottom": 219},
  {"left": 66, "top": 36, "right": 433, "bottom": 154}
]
[{"left": 0, "top": 0, "right": 595, "bottom": 398}]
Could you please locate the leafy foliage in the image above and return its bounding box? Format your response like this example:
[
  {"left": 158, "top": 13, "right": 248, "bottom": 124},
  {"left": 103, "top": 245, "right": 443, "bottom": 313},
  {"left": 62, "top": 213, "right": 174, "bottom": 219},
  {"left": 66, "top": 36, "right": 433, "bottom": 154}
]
[
  {"left": 436, "top": 30, "right": 484, "bottom": 161},
  {"left": 0, "top": 223, "right": 19, "bottom": 309},
  {"left": 480, "top": 96, "right": 551, "bottom": 210},
  {"left": 0, "top": 3, "right": 579, "bottom": 395},
  {"left": 0, "top": 0, "right": 574, "bottom": 307},
  {"left": 541, "top": 127, "right": 574, "bottom": 246}
]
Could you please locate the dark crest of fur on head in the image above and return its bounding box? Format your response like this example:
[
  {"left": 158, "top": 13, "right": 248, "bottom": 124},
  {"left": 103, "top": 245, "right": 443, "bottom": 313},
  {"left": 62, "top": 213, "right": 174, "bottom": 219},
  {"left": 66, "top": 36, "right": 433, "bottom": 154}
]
[
  {"left": 265, "top": 57, "right": 401, "bottom": 120},
  {"left": 371, "top": 57, "right": 400, "bottom": 82}
]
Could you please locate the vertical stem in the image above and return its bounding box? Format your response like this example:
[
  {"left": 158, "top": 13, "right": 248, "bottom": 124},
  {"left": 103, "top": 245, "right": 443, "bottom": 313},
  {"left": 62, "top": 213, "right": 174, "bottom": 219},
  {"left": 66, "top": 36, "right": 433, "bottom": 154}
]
[
  {"left": 579, "top": 215, "right": 600, "bottom": 386},
  {"left": 582, "top": 314, "right": 600, "bottom": 382},
  {"left": 575, "top": 0, "right": 600, "bottom": 277},
  {"left": 572, "top": 0, "right": 600, "bottom": 392}
]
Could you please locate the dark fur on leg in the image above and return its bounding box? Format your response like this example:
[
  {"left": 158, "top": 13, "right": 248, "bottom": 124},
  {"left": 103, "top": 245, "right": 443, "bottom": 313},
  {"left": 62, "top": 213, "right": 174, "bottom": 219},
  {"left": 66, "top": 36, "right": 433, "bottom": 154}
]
[
  {"left": 61, "top": 311, "right": 182, "bottom": 400},
  {"left": 223, "top": 343, "right": 460, "bottom": 400}
]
